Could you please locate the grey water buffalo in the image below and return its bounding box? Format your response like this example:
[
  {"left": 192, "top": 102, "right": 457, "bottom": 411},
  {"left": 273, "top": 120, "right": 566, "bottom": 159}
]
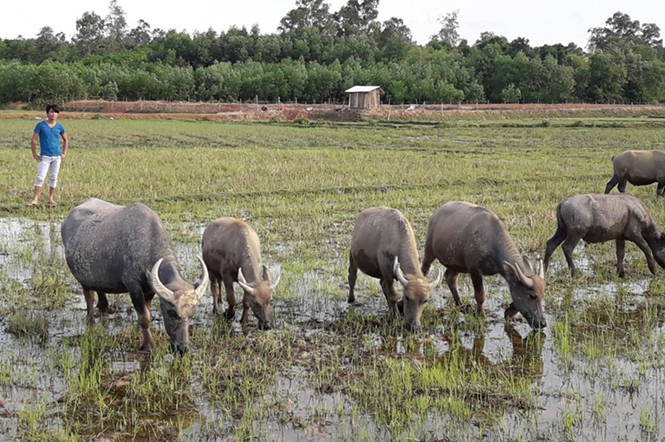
[
  {"left": 348, "top": 207, "right": 442, "bottom": 331},
  {"left": 605, "top": 150, "right": 665, "bottom": 197},
  {"left": 421, "top": 201, "right": 547, "bottom": 330},
  {"left": 61, "top": 198, "right": 209, "bottom": 354},
  {"left": 543, "top": 193, "right": 665, "bottom": 277},
  {"left": 201, "top": 217, "right": 280, "bottom": 330}
]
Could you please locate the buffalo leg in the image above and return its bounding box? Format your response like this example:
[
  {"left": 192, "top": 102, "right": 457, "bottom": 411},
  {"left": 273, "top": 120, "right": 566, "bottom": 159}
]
[
  {"left": 97, "top": 292, "right": 110, "bottom": 313},
  {"left": 504, "top": 303, "right": 518, "bottom": 319},
  {"left": 444, "top": 268, "right": 462, "bottom": 306},
  {"left": 616, "top": 239, "right": 627, "bottom": 277},
  {"left": 128, "top": 288, "right": 153, "bottom": 352},
  {"left": 604, "top": 173, "right": 619, "bottom": 194},
  {"left": 83, "top": 287, "right": 96, "bottom": 325},
  {"left": 348, "top": 254, "right": 358, "bottom": 303},
  {"left": 379, "top": 278, "right": 400, "bottom": 317},
  {"left": 421, "top": 242, "right": 435, "bottom": 276},
  {"left": 544, "top": 226, "right": 567, "bottom": 271},
  {"left": 658, "top": 182, "right": 665, "bottom": 197},
  {"left": 626, "top": 234, "right": 657, "bottom": 275},
  {"left": 469, "top": 270, "right": 486, "bottom": 314},
  {"left": 617, "top": 180, "right": 627, "bottom": 193},
  {"left": 210, "top": 275, "right": 221, "bottom": 315},
  {"left": 561, "top": 235, "right": 582, "bottom": 276},
  {"left": 241, "top": 296, "right": 250, "bottom": 325},
  {"left": 223, "top": 277, "right": 237, "bottom": 320}
]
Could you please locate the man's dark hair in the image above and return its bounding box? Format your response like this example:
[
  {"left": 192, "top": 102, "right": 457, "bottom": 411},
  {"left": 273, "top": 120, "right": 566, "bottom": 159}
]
[{"left": 45, "top": 104, "right": 60, "bottom": 114}]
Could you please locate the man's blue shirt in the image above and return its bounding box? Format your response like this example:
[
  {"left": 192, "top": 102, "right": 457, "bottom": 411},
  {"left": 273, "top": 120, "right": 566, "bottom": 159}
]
[{"left": 34, "top": 121, "right": 66, "bottom": 156}]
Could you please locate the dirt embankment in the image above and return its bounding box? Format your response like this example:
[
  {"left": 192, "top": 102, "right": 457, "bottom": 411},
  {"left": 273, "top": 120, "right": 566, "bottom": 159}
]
[{"left": 2, "top": 100, "right": 664, "bottom": 121}]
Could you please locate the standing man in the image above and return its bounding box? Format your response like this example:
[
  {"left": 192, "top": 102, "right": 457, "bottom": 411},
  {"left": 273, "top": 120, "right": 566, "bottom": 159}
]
[{"left": 27, "top": 104, "right": 68, "bottom": 207}]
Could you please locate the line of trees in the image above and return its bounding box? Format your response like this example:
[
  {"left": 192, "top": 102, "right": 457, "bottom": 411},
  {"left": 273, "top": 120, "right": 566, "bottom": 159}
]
[{"left": 1, "top": 1, "right": 664, "bottom": 105}]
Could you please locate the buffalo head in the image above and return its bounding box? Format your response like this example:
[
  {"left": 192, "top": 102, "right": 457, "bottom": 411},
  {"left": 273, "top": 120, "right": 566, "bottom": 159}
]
[
  {"left": 149, "top": 257, "right": 209, "bottom": 354},
  {"left": 394, "top": 257, "right": 442, "bottom": 331},
  {"left": 503, "top": 256, "right": 546, "bottom": 330},
  {"left": 237, "top": 265, "right": 280, "bottom": 330}
]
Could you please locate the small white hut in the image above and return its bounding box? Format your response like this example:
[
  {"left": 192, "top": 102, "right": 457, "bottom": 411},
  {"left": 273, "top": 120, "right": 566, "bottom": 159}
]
[{"left": 345, "top": 85, "right": 383, "bottom": 110}]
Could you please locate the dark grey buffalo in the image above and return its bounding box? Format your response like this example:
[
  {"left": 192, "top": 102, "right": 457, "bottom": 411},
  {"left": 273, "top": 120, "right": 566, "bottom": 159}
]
[
  {"left": 605, "top": 150, "right": 665, "bottom": 197},
  {"left": 544, "top": 193, "right": 665, "bottom": 277},
  {"left": 61, "top": 198, "right": 209, "bottom": 353},
  {"left": 421, "top": 201, "right": 547, "bottom": 330},
  {"left": 201, "top": 217, "right": 280, "bottom": 330},
  {"left": 348, "top": 207, "right": 442, "bottom": 331}
]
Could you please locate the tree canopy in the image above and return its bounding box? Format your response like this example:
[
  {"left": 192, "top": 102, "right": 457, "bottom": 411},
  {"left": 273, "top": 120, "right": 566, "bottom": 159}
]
[{"left": 0, "top": 2, "right": 663, "bottom": 105}]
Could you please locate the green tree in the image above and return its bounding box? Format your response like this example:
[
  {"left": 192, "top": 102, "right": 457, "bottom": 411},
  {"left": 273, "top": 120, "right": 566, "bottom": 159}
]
[
  {"left": 500, "top": 83, "right": 521, "bottom": 103},
  {"left": 105, "top": 0, "right": 128, "bottom": 51},
  {"left": 588, "top": 12, "right": 662, "bottom": 50},
  {"left": 74, "top": 11, "right": 106, "bottom": 56},
  {"left": 430, "top": 10, "right": 460, "bottom": 48},
  {"left": 377, "top": 18, "right": 413, "bottom": 61},
  {"left": 128, "top": 19, "right": 152, "bottom": 47},
  {"left": 333, "top": 0, "right": 379, "bottom": 37},
  {"left": 587, "top": 52, "right": 627, "bottom": 102},
  {"left": 279, "top": 0, "right": 335, "bottom": 36}
]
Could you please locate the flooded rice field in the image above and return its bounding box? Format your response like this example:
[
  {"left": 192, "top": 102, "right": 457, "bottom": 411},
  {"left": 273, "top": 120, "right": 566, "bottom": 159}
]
[{"left": 2, "top": 216, "right": 665, "bottom": 442}]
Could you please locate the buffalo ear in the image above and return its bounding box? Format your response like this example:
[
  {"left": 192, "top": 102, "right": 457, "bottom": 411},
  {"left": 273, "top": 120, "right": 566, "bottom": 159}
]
[{"left": 503, "top": 261, "right": 519, "bottom": 283}]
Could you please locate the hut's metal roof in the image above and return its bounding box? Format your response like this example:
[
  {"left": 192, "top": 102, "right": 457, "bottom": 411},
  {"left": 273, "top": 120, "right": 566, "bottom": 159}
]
[{"left": 344, "top": 85, "right": 383, "bottom": 93}]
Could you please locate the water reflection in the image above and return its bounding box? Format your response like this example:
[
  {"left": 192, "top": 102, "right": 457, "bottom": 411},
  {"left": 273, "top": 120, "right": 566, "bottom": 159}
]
[{"left": 435, "top": 324, "right": 544, "bottom": 381}]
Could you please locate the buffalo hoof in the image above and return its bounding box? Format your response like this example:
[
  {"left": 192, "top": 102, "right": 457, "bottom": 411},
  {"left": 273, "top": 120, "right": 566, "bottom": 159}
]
[
  {"left": 258, "top": 322, "right": 272, "bottom": 331},
  {"left": 170, "top": 342, "right": 189, "bottom": 355},
  {"left": 404, "top": 323, "right": 421, "bottom": 333},
  {"left": 531, "top": 319, "right": 547, "bottom": 331}
]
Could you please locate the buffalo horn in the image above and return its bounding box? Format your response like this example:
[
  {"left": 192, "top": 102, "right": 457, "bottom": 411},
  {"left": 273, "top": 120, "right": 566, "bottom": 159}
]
[
  {"left": 150, "top": 258, "right": 176, "bottom": 304},
  {"left": 429, "top": 268, "right": 443, "bottom": 290},
  {"left": 237, "top": 267, "right": 256, "bottom": 295},
  {"left": 538, "top": 259, "right": 545, "bottom": 279},
  {"left": 513, "top": 261, "right": 535, "bottom": 289},
  {"left": 393, "top": 257, "right": 409, "bottom": 287},
  {"left": 263, "top": 264, "right": 281, "bottom": 290},
  {"left": 194, "top": 256, "right": 209, "bottom": 300},
  {"left": 523, "top": 255, "right": 535, "bottom": 273}
]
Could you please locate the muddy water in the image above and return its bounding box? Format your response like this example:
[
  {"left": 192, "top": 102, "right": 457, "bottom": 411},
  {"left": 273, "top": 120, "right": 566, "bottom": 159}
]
[{"left": 2, "top": 217, "right": 665, "bottom": 441}]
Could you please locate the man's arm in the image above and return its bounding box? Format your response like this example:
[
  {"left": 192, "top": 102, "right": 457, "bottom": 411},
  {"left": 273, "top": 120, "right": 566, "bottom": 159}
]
[
  {"left": 30, "top": 132, "right": 40, "bottom": 161},
  {"left": 61, "top": 133, "right": 69, "bottom": 159}
]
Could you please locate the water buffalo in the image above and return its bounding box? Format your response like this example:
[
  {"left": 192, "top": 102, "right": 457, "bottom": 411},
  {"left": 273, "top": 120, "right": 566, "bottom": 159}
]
[
  {"left": 605, "top": 150, "right": 665, "bottom": 197},
  {"left": 421, "top": 201, "right": 547, "bottom": 330},
  {"left": 543, "top": 193, "right": 665, "bottom": 277},
  {"left": 201, "top": 217, "right": 280, "bottom": 330},
  {"left": 348, "top": 207, "right": 442, "bottom": 331},
  {"left": 61, "top": 198, "right": 209, "bottom": 353}
]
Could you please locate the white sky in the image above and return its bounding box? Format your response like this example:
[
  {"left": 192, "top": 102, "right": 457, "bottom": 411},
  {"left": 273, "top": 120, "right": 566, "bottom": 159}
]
[{"left": 1, "top": 0, "right": 663, "bottom": 49}]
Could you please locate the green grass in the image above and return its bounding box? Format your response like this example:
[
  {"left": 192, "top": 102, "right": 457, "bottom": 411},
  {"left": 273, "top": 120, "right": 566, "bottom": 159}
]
[{"left": 3, "top": 114, "right": 665, "bottom": 440}]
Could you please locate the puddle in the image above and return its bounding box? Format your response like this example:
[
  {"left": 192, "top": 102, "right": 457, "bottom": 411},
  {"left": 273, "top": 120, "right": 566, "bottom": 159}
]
[{"left": 3, "top": 216, "right": 665, "bottom": 440}]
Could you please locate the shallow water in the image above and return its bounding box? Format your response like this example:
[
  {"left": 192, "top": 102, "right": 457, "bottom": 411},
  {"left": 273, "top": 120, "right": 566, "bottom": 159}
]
[{"left": 2, "top": 217, "right": 665, "bottom": 441}]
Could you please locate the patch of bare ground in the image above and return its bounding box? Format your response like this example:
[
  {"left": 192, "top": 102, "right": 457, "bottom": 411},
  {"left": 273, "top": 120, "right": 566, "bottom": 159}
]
[{"left": 2, "top": 100, "right": 664, "bottom": 121}]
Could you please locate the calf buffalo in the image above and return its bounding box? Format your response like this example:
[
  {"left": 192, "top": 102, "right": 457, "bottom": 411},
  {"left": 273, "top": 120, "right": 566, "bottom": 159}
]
[
  {"left": 201, "top": 217, "right": 280, "bottom": 329},
  {"left": 421, "top": 201, "right": 547, "bottom": 330},
  {"left": 605, "top": 150, "right": 665, "bottom": 197},
  {"left": 348, "top": 207, "right": 442, "bottom": 331},
  {"left": 544, "top": 193, "right": 665, "bottom": 277},
  {"left": 61, "top": 198, "right": 209, "bottom": 353}
]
